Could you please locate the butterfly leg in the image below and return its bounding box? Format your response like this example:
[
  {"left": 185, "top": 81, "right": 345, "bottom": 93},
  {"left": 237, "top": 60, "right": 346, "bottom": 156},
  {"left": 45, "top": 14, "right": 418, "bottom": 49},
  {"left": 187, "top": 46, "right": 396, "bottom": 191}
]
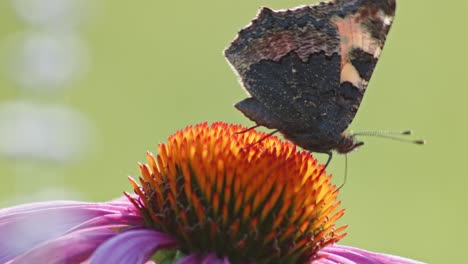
[
  {"left": 246, "top": 129, "right": 279, "bottom": 148},
  {"left": 234, "top": 125, "right": 260, "bottom": 134},
  {"left": 318, "top": 151, "right": 333, "bottom": 176}
]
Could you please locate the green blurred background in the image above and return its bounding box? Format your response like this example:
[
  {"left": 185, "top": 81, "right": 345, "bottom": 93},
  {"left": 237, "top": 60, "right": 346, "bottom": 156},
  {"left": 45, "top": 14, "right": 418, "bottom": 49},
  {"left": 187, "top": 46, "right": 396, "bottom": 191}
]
[{"left": 0, "top": 0, "right": 465, "bottom": 263}]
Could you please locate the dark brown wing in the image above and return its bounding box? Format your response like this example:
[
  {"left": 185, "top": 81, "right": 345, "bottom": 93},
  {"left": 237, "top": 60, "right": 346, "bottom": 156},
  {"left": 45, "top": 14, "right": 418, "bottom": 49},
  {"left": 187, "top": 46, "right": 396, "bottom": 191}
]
[{"left": 225, "top": 0, "right": 396, "bottom": 135}]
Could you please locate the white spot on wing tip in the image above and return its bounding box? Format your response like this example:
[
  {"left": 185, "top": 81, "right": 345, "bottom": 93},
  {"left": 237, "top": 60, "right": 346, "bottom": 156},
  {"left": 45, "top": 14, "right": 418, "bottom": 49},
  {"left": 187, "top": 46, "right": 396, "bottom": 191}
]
[{"left": 383, "top": 15, "right": 393, "bottom": 26}]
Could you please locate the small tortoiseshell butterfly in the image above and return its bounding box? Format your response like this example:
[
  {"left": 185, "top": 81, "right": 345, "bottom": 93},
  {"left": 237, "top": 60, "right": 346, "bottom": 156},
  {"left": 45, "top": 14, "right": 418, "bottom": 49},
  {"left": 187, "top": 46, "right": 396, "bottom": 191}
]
[{"left": 225, "top": 0, "right": 398, "bottom": 166}]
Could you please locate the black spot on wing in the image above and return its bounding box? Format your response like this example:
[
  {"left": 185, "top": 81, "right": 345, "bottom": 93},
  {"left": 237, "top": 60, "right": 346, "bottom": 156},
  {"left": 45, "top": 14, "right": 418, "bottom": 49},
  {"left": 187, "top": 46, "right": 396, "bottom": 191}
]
[
  {"left": 349, "top": 48, "right": 378, "bottom": 81},
  {"left": 340, "top": 81, "right": 362, "bottom": 101}
]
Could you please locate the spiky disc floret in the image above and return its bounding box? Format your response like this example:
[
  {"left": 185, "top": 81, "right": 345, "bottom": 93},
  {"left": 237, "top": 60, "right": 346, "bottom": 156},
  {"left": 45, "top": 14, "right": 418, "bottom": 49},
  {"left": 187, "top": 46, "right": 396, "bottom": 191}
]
[{"left": 126, "top": 122, "right": 346, "bottom": 263}]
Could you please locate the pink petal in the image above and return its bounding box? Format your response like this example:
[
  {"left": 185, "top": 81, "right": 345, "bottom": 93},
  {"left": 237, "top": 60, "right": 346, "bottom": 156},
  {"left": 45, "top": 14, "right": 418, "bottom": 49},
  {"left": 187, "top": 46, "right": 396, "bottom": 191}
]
[
  {"left": 315, "top": 244, "right": 424, "bottom": 264},
  {"left": 89, "top": 228, "right": 178, "bottom": 264},
  {"left": 0, "top": 198, "right": 140, "bottom": 263},
  {"left": 8, "top": 225, "right": 125, "bottom": 263}
]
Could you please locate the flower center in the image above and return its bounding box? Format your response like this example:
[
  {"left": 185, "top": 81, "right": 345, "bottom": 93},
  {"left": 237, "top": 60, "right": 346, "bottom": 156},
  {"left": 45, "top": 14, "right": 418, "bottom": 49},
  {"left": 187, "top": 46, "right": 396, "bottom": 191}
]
[{"left": 126, "top": 122, "right": 346, "bottom": 263}]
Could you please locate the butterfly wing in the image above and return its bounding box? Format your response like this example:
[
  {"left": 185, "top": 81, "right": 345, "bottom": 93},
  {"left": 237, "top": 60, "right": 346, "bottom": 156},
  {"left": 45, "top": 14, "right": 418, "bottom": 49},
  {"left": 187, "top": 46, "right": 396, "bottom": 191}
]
[{"left": 225, "top": 0, "right": 396, "bottom": 135}]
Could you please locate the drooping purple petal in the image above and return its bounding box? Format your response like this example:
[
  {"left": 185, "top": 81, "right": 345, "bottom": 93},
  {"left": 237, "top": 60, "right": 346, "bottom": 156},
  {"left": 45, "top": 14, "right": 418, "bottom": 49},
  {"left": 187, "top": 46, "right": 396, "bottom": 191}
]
[
  {"left": 6, "top": 225, "right": 128, "bottom": 264},
  {"left": 90, "top": 228, "right": 178, "bottom": 264},
  {"left": 0, "top": 198, "right": 136, "bottom": 218},
  {"left": 315, "top": 244, "right": 424, "bottom": 264},
  {"left": 70, "top": 213, "right": 144, "bottom": 232},
  {"left": 177, "top": 253, "right": 230, "bottom": 264},
  {"left": 0, "top": 198, "right": 140, "bottom": 263}
]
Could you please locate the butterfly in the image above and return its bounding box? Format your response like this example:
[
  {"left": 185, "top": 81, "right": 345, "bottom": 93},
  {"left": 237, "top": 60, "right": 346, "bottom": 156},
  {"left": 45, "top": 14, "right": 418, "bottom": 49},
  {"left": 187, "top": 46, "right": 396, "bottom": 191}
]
[{"left": 225, "top": 0, "right": 397, "bottom": 167}]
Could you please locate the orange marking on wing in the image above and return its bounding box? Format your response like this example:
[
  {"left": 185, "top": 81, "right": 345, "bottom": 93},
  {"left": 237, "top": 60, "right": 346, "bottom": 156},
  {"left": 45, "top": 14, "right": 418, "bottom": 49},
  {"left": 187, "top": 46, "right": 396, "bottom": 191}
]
[
  {"left": 341, "top": 62, "right": 362, "bottom": 88},
  {"left": 331, "top": 14, "right": 379, "bottom": 88}
]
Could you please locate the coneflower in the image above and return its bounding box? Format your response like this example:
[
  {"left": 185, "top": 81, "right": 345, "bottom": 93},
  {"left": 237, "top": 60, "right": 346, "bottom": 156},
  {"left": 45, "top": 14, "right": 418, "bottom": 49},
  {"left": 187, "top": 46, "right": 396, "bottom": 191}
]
[{"left": 0, "top": 122, "right": 423, "bottom": 264}]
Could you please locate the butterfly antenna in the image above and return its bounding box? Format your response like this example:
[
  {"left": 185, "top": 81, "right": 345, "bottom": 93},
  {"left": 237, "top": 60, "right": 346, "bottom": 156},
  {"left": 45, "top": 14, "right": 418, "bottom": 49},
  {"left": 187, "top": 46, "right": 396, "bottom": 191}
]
[
  {"left": 235, "top": 125, "right": 260, "bottom": 135},
  {"left": 335, "top": 153, "right": 348, "bottom": 192},
  {"left": 244, "top": 129, "right": 279, "bottom": 148},
  {"left": 353, "top": 130, "right": 425, "bottom": 145}
]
